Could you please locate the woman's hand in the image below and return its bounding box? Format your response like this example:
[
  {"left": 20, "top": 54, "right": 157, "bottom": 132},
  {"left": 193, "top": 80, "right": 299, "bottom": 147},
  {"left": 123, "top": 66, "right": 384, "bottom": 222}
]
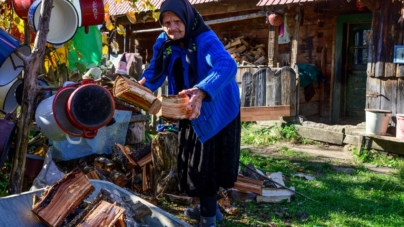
[
  {"left": 179, "top": 88, "right": 206, "bottom": 120},
  {"left": 138, "top": 77, "right": 146, "bottom": 85}
]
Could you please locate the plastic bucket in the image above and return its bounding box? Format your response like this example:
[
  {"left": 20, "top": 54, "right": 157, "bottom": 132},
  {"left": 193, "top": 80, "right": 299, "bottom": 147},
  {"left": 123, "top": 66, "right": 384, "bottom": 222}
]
[
  {"left": 396, "top": 114, "right": 404, "bottom": 139},
  {"left": 365, "top": 109, "right": 391, "bottom": 135}
]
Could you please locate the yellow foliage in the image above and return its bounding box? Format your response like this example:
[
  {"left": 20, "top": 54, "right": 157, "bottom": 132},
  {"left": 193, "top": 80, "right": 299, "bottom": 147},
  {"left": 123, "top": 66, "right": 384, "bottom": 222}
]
[
  {"left": 106, "top": 20, "right": 114, "bottom": 31},
  {"left": 126, "top": 11, "right": 136, "bottom": 24},
  {"left": 111, "top": 40, "right": 119, "bottom": 54},
  {"left": 116, "top": 0, "right": 121, "bottom": 3},
  {"left": 117, "top": 24, "right": 125, "bottom": 36},
  {"left": 102, "top": 45, "right": 109, "bottom": 56}
]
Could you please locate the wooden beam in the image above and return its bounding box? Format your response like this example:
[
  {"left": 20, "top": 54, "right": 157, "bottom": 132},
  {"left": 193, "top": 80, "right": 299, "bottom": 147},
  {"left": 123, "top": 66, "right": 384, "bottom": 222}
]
[
  {"left": 133, "top": 11, "right": 266, "bottom": 34},
  {"left": 240, "top": 106, "right": 290, "bottom": 122},
  {"left": 290, "top": 5, "right": 301, "bottom": 68},
  {"left": 267, "top": 25, "right": 279, "bottom": 67}
]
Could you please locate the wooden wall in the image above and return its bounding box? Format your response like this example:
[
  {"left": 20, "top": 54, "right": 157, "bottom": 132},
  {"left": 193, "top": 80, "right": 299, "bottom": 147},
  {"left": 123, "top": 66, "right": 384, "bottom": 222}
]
[{"left": 366, "top": 0, "right": 404, "bottom": 126}]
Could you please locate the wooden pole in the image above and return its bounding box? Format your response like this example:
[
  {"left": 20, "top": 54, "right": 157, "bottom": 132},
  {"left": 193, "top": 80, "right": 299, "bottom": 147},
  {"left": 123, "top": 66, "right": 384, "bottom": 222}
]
[
  {"left": 267, "top": 25, "right": 279, "bottom": 68},
  {"left": 9, "top": 0, "right": 53, "bottom": 194},
  {"left": 290, "top": 5, "right": 301, "bottom": 68}
]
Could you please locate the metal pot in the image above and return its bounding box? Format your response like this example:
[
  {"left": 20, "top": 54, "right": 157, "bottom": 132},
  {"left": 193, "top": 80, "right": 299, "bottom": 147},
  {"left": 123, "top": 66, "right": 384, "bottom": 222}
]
[
  {"left": 35, "top": 85, "right": 82, "bottom": 144},
  {"left": 65, "top": 79, "right": 115, "bottom": 138}
]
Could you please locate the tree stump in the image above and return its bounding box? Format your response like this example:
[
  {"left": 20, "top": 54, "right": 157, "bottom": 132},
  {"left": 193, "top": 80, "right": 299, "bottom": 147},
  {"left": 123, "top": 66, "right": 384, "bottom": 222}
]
[{"left": 151, "top": 131, "right": 179, "bottom": 197}]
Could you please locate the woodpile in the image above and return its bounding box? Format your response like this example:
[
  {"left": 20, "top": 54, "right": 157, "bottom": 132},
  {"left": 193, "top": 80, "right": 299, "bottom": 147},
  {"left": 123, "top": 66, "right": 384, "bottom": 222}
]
[
  {"left": 31, "top": 168, "right": 153, "bottom": 227},
  {"left": 221, "top": 36, "right": 268, "bottom": 65}
]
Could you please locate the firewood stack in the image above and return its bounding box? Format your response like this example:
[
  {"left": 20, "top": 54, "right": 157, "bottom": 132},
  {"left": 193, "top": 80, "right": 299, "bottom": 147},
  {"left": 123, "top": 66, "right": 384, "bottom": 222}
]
[
  {"left": 31, "top": 168, "right": 153, "bottom": 227},
  {"left": 221, "top": 36, "right": 268, "bottom": 65}
]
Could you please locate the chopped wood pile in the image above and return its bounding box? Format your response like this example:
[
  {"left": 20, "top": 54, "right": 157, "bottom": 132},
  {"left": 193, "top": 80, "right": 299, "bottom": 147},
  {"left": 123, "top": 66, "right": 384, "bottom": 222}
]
[
  {"left": 221, "top": 36, "right": 268, "bottom": 66},
  {"left": 31, "top": 168, "right": 152, "bottom": 227}
]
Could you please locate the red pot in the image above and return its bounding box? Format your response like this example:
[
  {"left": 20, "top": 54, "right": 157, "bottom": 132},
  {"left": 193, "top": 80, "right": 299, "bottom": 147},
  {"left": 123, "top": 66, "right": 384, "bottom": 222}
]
[
  {"left": 12, "top": 0, "right": 35, "bottom": 20},
  {"left": 268, "top": 12, "right": 283, "bottom": 27},
  {"left": 65, "top": 79, "right": 115, "bottom": 138},
  {"left": 76, "top": 0, "right": 105, "bottom": 33}
]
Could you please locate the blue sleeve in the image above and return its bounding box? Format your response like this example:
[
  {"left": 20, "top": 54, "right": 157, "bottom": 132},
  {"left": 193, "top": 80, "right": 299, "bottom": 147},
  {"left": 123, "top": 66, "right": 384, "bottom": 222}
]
[
  {"left": 194, "top": 32, "right": 237, "bottom": 101},
  {"left": 140, "top": 32, "right": 167, "bottom": 92}
]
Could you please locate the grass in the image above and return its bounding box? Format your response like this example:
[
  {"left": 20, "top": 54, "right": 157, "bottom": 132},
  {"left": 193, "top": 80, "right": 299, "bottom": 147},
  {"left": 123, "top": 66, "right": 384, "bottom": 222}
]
[{"left": 158, "top": 123, "right": 404, "bottom": 227}]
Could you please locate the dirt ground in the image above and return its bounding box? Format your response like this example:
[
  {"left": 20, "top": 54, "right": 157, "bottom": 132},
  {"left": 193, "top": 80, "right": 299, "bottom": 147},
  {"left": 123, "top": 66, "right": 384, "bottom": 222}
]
[{"left": 241, "top": 142, "right": 395, "bottom": 175}]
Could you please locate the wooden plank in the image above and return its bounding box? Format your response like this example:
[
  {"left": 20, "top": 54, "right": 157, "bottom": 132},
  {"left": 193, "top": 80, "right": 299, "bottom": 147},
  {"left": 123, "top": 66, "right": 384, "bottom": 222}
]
[
  {"left": 380, "top": 78, "right": 397, "bottom": 126},
  {"left": 267, "top": 25, "right": 278, "bottom": 68},
  {"left": 240, "top": 106, "right": 290, "bottom": 122},
  {"left": 236, "top": 67, "right": 258, "bottom": 83},
  {"left": 265, "top": 68, "right": 281, "bottom": 106},
  {"left": 281, "top": 67, "right": 297, "bottom": 116},
  {"left": 295, "top": 125, "right": 344, "bottom": 145},
  {"left": 397, "top": 78, "right": 404, "bottom": 114},
  {"left": 366, "top": 76, "right": 380, "bottom": 109},
  {"left": 237, "top": 175, "right": 264, "bottom": 187},
  {"left": 241, "top": 72, "right": 253, "bottom": 107},
  {"left": 254, "top": 68, "right": 266, "bottom": 106},
  {"left": 299, "top": 101, "right": 319, "bottom": 117}
]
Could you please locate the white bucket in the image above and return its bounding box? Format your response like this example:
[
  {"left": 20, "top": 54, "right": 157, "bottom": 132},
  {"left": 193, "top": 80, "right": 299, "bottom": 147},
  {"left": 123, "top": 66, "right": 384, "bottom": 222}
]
[
  {"left": 365, "top": 109, "right": 392, "bottom": 135},
  {"left": 0, "top": 77, "right": 22, "bottom": 113}
]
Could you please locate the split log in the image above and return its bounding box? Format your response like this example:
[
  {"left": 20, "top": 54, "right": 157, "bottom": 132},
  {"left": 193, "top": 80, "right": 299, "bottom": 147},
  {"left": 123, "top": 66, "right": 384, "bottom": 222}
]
[
  {"left": 237, "top": 175, "right": 264, "bottom": 187},
  {"left": 240, "top": 38, "right": 250, "bottom": 47},
  {"left": 233, "top": 181, "right": 262, "bottom": 195},
  {"left": 111, "top": 143, "right": 138, "bottom": 171},
  {"left": 32, "top": 168, "right": 95, "bottom": 227},
  {"left": 226, "top": 47, "right": 237, "bottom": 54},
  {"left": 235, "top": 45, "right": 247, "bottom": 54},
  {"left": 254, "top": 56, "right": 266, "bottom": 65},
  {"left": 86, "top": 170, "right": 100, "bottom": 180},
  {"left": 152, "top": 131, "right": 179, "bottom": 196},
  {"left": 142, "top": 163, "right": 153, "bottom": 192},
  {"left": 156, "top": 95, "right": 190, "bottom": 120},
  {"left": 94, "top": 157, "right": 116, "bottom": 171},
  {"left": 76, "top": 200, "right": 125, "bottom": 227},
  {"left": 163, "top": 193, "right": 193, "bottom": 205},
  {"left": 128, "top": 143, "right": 151, "bottom": 162},
  {"left": 113, "top": 75, "right": 161, "bottom": 114},
  {"left": 99, "top": 188, "right": 152, "bottom": 222},
  {"left": 95, "top": 166, "right": 129, "bottom": 187}
]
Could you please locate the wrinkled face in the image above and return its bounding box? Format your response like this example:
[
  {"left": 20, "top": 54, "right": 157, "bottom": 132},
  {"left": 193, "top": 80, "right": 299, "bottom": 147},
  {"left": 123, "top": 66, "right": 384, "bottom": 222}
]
[{"left": 162, "top": 11, "right": 185, "bottom": 40}]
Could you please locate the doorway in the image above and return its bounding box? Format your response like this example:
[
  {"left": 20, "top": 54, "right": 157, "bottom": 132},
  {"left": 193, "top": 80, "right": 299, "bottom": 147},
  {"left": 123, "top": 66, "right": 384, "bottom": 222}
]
[{"left": 342, "top": 23, "right": 371, "bottom": 122}]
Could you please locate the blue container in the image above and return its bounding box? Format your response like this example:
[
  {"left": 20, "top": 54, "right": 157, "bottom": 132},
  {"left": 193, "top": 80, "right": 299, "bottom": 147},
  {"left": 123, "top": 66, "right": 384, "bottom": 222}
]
[{"left": 0, "top": 29, "right": 30, "bottom": 86}]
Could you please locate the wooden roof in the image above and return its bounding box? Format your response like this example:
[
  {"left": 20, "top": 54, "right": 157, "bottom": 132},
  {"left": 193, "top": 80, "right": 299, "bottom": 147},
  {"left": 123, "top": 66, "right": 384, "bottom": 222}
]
[
  {"left": 257, "top": 0, "right": 316, "bottom": 6},
  {"left": 106, "top": 0, "right": 218, "bottom": 16}
]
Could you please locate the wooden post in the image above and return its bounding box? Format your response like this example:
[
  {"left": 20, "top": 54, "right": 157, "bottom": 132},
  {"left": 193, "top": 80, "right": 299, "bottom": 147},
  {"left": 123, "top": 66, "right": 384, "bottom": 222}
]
[
  {"left": 267, "top": 25, "right": 279, "bottom": 67},
  {"left": 290, "top": 6, "right": 301, "bottom": 68},
  {"left": 9, "top": 0, "right": 52, "bottom": 194},
  {"left": 320, "top": 47, "right": 327, "bottom": 117}
]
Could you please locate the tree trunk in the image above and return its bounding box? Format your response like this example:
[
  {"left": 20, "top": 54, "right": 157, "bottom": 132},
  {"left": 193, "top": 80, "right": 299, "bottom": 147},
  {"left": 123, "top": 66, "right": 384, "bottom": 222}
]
[{"left": 9, "top": 0, "right": 52, "bottom": 194}]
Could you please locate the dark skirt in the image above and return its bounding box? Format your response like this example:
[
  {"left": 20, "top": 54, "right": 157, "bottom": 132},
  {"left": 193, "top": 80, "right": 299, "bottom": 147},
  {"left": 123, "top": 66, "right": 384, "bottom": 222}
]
[{"left": 177, "top": 113, "right": 241, "bottom": 197}]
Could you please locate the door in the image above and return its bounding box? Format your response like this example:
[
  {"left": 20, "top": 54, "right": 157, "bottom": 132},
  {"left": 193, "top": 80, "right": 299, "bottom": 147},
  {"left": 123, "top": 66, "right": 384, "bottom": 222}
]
[{"left": 343, "top": 23, "right": 371, "bottom": 120}]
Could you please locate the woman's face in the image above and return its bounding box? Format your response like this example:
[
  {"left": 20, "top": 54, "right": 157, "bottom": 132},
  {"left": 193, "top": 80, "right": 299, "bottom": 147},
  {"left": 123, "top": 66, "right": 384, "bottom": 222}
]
[{"left": 162, "top": 11, "right": 185, "bottom": 40}]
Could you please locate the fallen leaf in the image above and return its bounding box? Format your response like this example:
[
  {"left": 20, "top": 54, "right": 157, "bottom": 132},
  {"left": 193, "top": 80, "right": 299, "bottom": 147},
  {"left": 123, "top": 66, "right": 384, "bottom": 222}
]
[{"left": 126, "top": 11, "right": 136, "bottom": 24}]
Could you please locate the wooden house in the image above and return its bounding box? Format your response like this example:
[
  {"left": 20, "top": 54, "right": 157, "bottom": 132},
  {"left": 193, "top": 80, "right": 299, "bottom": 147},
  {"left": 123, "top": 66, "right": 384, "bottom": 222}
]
[{"left": 106, "top": 0, "right": 404, "bottom": 152}]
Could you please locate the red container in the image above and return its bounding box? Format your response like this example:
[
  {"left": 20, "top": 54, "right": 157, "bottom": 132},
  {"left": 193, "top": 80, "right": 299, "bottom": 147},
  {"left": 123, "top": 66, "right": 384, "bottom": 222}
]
[
  {"left": 78, "top": 0, "right": 105, "bottom": 33},
  {"left": 268, "top": 12, "right": 283, "bottom": 27},
  {"left": 65, "top": 79, "right": 115, "bottom": 138},
  {"left": 24, "top": 154, "right": 44, "bottom": 179},
  {"left": 12, "top": 0, "right": 35, "bottom": 20}
]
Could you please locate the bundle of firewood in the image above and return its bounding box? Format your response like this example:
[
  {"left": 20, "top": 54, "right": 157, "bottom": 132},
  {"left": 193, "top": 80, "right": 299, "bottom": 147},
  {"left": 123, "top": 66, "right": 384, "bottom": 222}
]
[{"left": 221, "top": 36, "right": 267, "bottom": 65}]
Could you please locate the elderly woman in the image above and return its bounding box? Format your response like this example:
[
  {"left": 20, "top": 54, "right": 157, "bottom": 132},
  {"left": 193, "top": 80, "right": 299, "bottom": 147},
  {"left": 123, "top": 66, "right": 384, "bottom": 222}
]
[{"left": 139, "top": 0, "right": 240, "bottom": 226}]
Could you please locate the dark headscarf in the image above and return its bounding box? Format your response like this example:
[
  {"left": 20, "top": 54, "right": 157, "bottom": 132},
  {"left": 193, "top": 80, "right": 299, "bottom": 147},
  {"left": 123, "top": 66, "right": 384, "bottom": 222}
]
[{"left": 149, "top": 0, "right": 211, "bottom": 85}]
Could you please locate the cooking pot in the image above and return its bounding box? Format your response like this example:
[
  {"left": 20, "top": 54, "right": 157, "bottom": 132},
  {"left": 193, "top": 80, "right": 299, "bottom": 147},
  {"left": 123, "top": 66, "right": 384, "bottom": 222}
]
[
  {"left": 72, "top": 0, "right": 105, "bottom": 33},
  {"left": 0, "top": 77, "right": 22, "bottom": 113},
  {"left": 268, "top": 12, "right": 283, "bottom": 27},
  {"left": 35, "top": 86, "right": 82, "bottom": 144},
  {"left": 12, "top": 0, "right": 36, "bottom": 20},
  {"left": 0, "top": 112, "right": 16, "bottom": 169},
  {"left": 65, "top": 79, "right": 115, "bottom": 138},
  {"left": 28, "top": 0, "right": 79, "bottom": 45},
  {"left": 0, "top": 28, "right": 31, "bottom": 86}
]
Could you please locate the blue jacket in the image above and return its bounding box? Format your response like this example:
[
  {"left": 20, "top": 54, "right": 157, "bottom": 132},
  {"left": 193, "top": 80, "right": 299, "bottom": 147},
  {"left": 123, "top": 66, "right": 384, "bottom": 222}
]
[{"left": 141, "top": 30, "right": 240, "bottom": 143}]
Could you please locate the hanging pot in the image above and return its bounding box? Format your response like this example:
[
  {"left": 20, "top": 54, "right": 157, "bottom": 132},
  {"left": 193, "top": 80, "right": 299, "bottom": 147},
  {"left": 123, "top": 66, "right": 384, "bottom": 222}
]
[
  {"left": 0, "top": 112, "right": 16, "bottom": 169},
  {"left": 268, "top": 12, "right": 283, "bottom": 27},
  {"left": 0, "top": 28, "right": 31, "bottom": 86},
  {"left": 35, "top": 85, "right": 82, "bottom": 144},
  {"left": 65, "top": 79, "right": 115, "bottom": 138},
  {"left": 0, "top": 77, "right": 22, "bottom": 113}
]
